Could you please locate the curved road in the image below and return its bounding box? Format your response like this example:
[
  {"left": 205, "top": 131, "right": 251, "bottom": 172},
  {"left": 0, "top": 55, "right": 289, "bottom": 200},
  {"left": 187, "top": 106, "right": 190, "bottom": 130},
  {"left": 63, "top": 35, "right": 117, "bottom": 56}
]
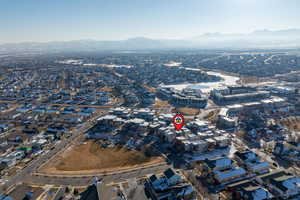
[{"left": 23, "top": 164, "right": 169, "bottom": 187}]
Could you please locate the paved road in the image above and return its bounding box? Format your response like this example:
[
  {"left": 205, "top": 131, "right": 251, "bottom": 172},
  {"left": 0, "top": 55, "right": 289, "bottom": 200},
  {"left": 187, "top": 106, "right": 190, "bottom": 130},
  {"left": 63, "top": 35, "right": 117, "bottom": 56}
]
[
  {"left": 23, "top": 164, "right": 169, "bottom": 187},
  {"left": 0, "top": 108, "right": 171, "bottom": 194},
  {"left": 0, "top": 110, "right": 108, "bottom": 193}
]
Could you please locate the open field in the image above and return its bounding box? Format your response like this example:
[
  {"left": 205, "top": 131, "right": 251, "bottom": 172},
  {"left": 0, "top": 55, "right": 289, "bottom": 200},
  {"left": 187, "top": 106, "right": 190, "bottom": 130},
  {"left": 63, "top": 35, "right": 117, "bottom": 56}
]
[
  {"left": 152, "top": 99, "right": 173, "bottom": 114},
  {"left": 176, "top": 107, "right": 200, "bottom": 116},
  {"left": 99, "top": 86, "right": 113, "bottom": 92},
  {"left": 152, "top": 99, "right": 171, "bottom": 108},
  {"left": 163, "top": 61, "right": 182, "bottom": 67},
  {"left": 278, "top": 116, "right": 300, "bottom": 131},
  {"left": 143, "top": 84, "right": 156, "bottom": 93},
  {"left": 39, "top": 140, "right": 164, "bottom": 175},
  {"left": 203, "top": 109, "right": 220, "bottom": 122}
]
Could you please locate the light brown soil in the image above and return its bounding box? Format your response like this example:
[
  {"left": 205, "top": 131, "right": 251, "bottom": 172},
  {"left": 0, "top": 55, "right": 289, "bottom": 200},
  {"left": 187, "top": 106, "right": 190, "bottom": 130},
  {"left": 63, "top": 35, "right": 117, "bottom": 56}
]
[
  {"left": 99, "top": 86, "right": 113, "bottom": 92},
  {"left": 143, "top": 84, "right": 157, "bottom": 93},
  {"left": 39, "top": 140, "right": 164, "bottom": 175},
  {"left": 204, "top": 109, "right": 220, "bottom": 122},
  {"left": 153, "top": 99, "right": 171, "bottom": 108},
  {"left": 177, "top": 107, "right": 200, "bottom": 116},
  {"left": 279, "top": 117, "right": 300, "bottom": 131}
]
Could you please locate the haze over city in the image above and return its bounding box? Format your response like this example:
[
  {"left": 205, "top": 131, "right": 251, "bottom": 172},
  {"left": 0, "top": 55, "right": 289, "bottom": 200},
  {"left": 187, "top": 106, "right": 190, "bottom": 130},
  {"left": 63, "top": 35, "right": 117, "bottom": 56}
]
[{"left": 1, "top": 0, "right": 300, "bottom": 43}]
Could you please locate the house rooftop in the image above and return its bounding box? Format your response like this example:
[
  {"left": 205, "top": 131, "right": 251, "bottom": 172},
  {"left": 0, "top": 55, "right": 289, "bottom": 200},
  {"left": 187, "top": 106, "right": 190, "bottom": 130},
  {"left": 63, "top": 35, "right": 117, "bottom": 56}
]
[
  {"left": 214, "top": 168, "right": 246, "bottom": 181},
  {"left": 0, "top": 195, "right": 14, "bottom": 200},
  {"left": 235, "top": 151, "right": 258, "bottom": 162},
  {"left": 149, "top": 175, "right": 158, "bottom": 183},
  {"left": 164, "top": 168, "right": 176, "bottom": 179},
  {"left": 271, "top": 176, "right": 300, "bottom": 193},
  {"left": 247, "top": 161, "right": 270, "bottom": 172},
  {"left": 205, "top": 157, "right": 232, "bottom": 169},
  {"left": 243, "top": 186, "right": 273, "bottom": 200}
]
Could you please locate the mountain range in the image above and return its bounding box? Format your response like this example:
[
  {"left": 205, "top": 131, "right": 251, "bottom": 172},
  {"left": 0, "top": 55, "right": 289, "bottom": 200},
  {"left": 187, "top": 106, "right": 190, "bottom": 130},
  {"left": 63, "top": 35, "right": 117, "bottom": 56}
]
[{"left": 2, "top": 29, "right": 300, "bottom": 52}]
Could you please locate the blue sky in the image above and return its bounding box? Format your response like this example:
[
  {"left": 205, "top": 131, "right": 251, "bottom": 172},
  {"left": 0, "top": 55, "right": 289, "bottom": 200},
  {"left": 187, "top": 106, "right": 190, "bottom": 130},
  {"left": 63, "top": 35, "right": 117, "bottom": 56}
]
[{"left": 1, "top": 0, "right": 300, "bottom": 43}]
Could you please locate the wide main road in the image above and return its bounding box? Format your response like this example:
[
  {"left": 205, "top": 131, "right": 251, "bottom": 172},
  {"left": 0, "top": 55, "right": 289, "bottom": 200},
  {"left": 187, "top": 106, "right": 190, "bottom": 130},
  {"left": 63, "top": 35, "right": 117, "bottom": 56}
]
[{"left": 0, "top": 110, "right": 109, "bottom": 194}]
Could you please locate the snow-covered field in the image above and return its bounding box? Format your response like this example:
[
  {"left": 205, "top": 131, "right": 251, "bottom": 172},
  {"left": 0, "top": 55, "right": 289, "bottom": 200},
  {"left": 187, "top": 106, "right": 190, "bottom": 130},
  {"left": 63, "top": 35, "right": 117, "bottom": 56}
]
[{"left": 161, "top": 71, "right": 240, "bottom": 94}]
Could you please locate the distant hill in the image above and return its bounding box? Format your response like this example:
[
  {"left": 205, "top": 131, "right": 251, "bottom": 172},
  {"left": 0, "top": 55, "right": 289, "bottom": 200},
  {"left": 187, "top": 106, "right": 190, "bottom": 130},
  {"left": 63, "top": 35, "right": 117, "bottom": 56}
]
[
  {"left": 1, "top": 29, "right": 300, "bottom": 52},
  {"left": 189, "top": 29, "right": 300, "bottom": 48}
]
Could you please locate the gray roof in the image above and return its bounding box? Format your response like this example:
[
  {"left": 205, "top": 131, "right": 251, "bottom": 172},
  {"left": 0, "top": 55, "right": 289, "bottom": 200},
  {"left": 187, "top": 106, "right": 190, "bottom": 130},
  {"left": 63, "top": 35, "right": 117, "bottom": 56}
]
[{"left": 164, "top": 168, "right": 176, "bottom": 179}]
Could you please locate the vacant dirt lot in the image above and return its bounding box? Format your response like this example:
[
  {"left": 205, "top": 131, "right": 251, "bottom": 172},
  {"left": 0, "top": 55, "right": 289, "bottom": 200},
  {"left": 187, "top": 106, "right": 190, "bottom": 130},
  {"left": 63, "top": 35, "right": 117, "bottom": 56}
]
[
  {"left": 40, "top": 140, "right": 164, "bottom": 175},
  {"left": 176, "top": 107, "right": 200, "bottom": 116},
  {"left": 278, "top": 116, "right": 300, "bottom": 131},
  {"left": 143, "top": 84, "right": 156, "bottom": 93},
  {"left": 204, "top": 109, "right": 220, "bottom": 122},
  {"left": 153, "top": 99, "right": 171, "bottom": 108}
]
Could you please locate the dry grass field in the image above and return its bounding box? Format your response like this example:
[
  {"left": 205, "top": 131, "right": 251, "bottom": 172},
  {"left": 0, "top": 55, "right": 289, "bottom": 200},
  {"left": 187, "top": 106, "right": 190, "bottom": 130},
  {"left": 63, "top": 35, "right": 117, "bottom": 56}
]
[
  {"left": 176, "top": 107, "right": 200, "bottom": 116},
  {"left": 278, "top": 116, "right": 300, "bottom": 131},
  {"left": 40, "top": 140, "right": 164, "bottom": 175},
  {"left": 99, "top": 86, "right": 113, "bottom": 92},
  {"left": 152, "top": 99, "right": 171, "bottom": 108},
  {"left": 204, "top": 109, "right": 220, "bottom": 122},
  {"left": 143, "top": 84, "right": 157, "bottom": 93}
]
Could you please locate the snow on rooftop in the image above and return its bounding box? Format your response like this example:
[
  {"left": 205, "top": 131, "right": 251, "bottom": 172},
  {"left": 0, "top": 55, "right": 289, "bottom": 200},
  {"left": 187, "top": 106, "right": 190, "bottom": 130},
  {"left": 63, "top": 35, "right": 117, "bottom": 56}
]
[
  {"left": 210, "top": 157, "right": 232, "bottom": 168},
  {"left": 248, "top": 161, "right": 270, "bottom": 171},
  {"left": 282, "top": 177, "right": 300, "bottom": 191},
  {"left": 185, "top": 146, "right": 232, "bottom": 161},
  {"left": 214, "top": 168, "right": 246, "bottom": 181},
  {"left": 252, "top": 188, "right": 273, "bottom": 200},
  {"left": 99, "top": 115, "right": 116, "bottom": 120},
  {"left": 128, "top": 118, "right": 145, "bottom": 124}
]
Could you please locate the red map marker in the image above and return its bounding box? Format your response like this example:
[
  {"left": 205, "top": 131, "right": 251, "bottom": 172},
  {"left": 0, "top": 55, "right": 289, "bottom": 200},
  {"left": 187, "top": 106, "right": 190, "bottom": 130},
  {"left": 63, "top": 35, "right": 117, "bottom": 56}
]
[{"left": 172, "top": 114, "right": 185, "bottom": 131}]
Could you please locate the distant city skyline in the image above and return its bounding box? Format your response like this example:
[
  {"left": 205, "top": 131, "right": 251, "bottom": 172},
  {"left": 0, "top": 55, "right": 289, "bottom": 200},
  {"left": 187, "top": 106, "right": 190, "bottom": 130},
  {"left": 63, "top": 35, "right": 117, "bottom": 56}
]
[{"left": 1, "top": 0, "right": 300, "bottom": 43}]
